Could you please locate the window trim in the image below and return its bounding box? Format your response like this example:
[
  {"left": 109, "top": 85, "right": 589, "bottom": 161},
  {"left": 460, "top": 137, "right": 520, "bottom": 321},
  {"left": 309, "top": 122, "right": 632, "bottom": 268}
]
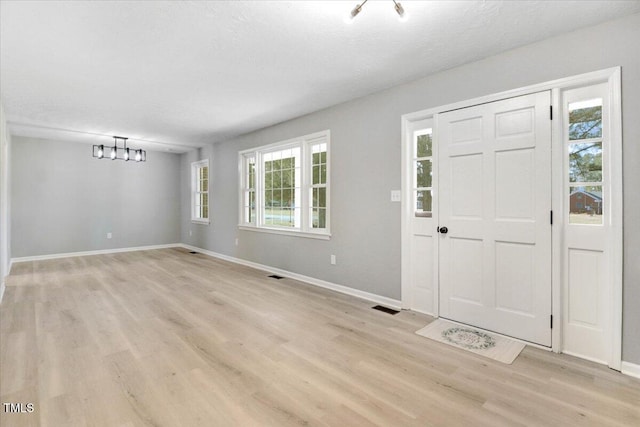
[
  {"left": 238, "top": 130, "right": 330, "bottom": 238},
  {"left": 191, "top": 159, "right": 210, "bottom": 225}
]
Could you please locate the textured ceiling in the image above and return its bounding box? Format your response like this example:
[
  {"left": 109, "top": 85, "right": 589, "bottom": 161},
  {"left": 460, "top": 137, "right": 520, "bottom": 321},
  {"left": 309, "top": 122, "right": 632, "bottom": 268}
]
[{"left": 2, "top": 0, "right": 639, "bottom": 152}]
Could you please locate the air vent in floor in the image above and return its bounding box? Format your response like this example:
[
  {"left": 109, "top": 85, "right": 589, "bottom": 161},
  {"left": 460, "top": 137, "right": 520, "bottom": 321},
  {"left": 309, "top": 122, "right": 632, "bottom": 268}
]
[
  {"left": 268, "top": 274, "right": 285, "bottom": 280},
  {"left": 372, "top": 305, "right": 400, "bottom": 315},
  {"left": 189, "top": 251, "right": 198, "bottom": 254}
]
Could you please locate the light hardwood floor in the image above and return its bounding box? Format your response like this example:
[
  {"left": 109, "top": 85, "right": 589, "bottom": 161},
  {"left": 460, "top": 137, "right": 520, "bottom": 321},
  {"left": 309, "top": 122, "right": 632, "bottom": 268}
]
[{"left": 1, "top": 248, "right": 639, "bottom": 426}]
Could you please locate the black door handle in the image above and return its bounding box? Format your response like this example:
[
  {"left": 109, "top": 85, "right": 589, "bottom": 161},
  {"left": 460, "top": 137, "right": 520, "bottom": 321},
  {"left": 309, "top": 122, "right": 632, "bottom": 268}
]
[{"left": 437, "top": 226, "right": 448, "bottom": 234}]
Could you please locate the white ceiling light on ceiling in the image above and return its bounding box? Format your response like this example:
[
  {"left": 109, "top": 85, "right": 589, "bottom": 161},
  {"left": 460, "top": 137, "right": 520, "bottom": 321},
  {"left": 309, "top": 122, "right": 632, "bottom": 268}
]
[{"left": 348, "top": 0, "right": 408, "bottom": 22}]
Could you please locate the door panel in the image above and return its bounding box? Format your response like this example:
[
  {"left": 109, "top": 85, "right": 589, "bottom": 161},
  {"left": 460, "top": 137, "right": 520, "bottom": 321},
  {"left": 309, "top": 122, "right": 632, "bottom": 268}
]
[
  {"left": 562, "top": 83, "right": 611, "bottom": 363},
  {"left": 438, "top": 91, "right": 552, "bottom": 346}
]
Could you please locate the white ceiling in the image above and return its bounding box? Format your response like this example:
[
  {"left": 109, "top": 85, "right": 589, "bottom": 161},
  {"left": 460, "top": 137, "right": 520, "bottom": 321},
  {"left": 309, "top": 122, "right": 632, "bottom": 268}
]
[{"left": 2, "top": 1, "right": 639, "bottom": 152}]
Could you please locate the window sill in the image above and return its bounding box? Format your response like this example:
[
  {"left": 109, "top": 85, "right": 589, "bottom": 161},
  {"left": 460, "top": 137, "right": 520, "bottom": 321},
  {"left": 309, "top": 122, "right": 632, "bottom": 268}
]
[
  {"left": 191, "top": 219, "right": 210, "bottom": 225},
  {"left": 238, "top": 225, "right": 331, "bottom": 240}
]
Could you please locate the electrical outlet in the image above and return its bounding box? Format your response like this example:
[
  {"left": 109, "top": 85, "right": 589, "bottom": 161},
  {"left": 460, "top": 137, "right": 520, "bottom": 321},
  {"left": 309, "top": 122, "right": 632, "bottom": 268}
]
[
  {"left": 331, "top": 254, "right": 336, "bottom": 265},
  {"left": 189, "top": 230, "right": 192, "bottom": 236},
  {"left": 107, "top": 232, "right": 112, "bottom": 239},
  {"left": 235, "top": 238, "right": 239, "bottom": 246},
  {"left": 391, "top": 190, "right": 401, "bottom": 202}
]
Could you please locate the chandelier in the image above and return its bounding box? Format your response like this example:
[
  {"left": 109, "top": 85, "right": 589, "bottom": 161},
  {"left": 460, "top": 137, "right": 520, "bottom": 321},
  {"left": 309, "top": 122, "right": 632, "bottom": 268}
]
[{"left": 93, "top": 136, "right": 146, "bottom": 162}]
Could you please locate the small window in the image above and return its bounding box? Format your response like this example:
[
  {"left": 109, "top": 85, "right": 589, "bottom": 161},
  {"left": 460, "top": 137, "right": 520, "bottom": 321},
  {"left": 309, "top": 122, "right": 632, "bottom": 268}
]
[
  {"left": 191, "top": 159, "right": 209, "bottom": 224},
  {"left": 241, "top": 154, "right": 256, "bottom": 224},
  {"left": 239, "top": 131, "right": 330, "bottom": 238},
  {"left": 310, "top": 142, "right": 328, "bottom": 229},
  {"left": 413, "top": 129, "right": 433, "bottom": 217},
  {"left": 567, "top": 98, "right": 603, "bottom": 225}
]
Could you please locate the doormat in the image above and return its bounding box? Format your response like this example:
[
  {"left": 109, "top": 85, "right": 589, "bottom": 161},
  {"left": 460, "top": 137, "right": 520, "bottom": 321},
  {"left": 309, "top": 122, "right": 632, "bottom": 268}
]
[{"left": 415, "top": 319, "right": 525, "bottom": 364}]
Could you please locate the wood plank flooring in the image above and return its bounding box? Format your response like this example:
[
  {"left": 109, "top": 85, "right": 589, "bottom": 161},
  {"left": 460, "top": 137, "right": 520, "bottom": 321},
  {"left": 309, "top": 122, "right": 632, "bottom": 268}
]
[{"left": 1, "top": 248, "right": 639, "bottom": 426}]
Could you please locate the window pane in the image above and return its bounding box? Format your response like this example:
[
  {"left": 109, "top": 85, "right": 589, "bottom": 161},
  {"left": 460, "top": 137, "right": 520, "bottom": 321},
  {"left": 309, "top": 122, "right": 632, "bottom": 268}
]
[
  {"left": 281, "top": 188, "right": 290, "bottom": 207},
  {"left": 244, "top": 191, "right": 255, "bottom": 223},
  {"left": 318, "top": 187, "right": 326, "bottom": 208},
  {"left": 416, "top": 160, "right": 432, "bottom": 188},
  {"left": 311, "top": 187, "right": 327, "bottom": 209},
  {"left": 248, "top": 159, "right": 255, "bottom": 189},
  {"left": 265, "top": 190, "right": 273, "bottom": 208},
  {"left": 313, "top": 165, "right": 319, "bottom": 185},
  {"left": 416, "top": 133, "right": 432, "bottom": 158},
  {"left": 202, "top": 193, "right": 208, "bottom": 219},
  {"left": 569, "top": 186, "right": 603, "bottom": 225},
  {"left": 312, "top": 208, "right": 326, "bottom": 229},
  {"left": 267, "top": 207, "right": 295, "bottom": 227},
  {"left": 283, "top": 169, "right": 293, "bottom": 188},
  {"left": 200, "top": 178, "right": 208, "bottom": 192},
  {"left": 249, "top": 191, "right": 255, "bottom": 222},
  {"left": 569, "top": 142, "right": 602, "bottom": 182},
  {"left": 265, "top": 171, "right": 273, "bottom": 190},
  {"left": 318, "top": 208, "right": 326, "bottom": 228},
  {"left": 320, "top": 164, "right": 327, "bottom": 184},
  {"left": 262, "top": 148, "right": 299, "bottom": 228},
  {"left": 569, "top": 99, "right": 602, "bottom": 140},
  {"left": 416, "top": 190, "right": 432, "bottom": 215}
]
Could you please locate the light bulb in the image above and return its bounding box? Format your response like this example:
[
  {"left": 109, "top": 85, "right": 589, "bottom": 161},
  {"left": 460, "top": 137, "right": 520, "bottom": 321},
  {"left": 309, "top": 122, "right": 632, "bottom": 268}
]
[
  {"left": 124, "top": 148, "right": 130, "bottom": 161},
  {"left": 351, "top": 4, "right": 362, "bottom": 18},
  {"left": 97, "top": 145, "right": 104, "bottom": 158},
  {"left": 345, "top": 3, "right": 361, "bottom": 23},
  {"left": 395, "top": 2, "right": 407, "bottom": 22},
  {"left": 135, "top": 150, "right": 142, "bottom": 162},
  {"left": 110, "top": 147, "right": 117, "bottom": 160}
]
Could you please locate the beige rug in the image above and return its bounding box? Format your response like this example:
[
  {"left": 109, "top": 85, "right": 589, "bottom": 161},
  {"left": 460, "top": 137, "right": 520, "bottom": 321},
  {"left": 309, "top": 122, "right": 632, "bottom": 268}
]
[{"left": 416, "top": 319, "right": 526, "bottom": 364}]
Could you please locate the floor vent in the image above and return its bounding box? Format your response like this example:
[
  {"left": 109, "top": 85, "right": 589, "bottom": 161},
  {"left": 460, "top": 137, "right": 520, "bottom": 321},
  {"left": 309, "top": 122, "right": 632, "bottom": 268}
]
[
  {"left": 372, "top": 305, "right": 400, "bottom": 315},
  {"left": 268, "top": 274, "right": 285, "bottom": 280},
  {"left": 189, "top": 251, "right": 198, "bottom": 254}
]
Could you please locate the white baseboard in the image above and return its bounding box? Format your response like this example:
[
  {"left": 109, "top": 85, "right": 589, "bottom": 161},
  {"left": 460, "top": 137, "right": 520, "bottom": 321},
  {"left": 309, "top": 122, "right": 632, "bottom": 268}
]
[
  {"left": 10, "top": 244, "right": 181, "bottom": 263},
  {"left": 0, "top": 280, "right": 5, "bottom": 305},
  {"left": 179, "top": 244, "right": 402, "bottom": 310},
  {"left": 621, "top": 361, "right": 640, "bottom": 379}
]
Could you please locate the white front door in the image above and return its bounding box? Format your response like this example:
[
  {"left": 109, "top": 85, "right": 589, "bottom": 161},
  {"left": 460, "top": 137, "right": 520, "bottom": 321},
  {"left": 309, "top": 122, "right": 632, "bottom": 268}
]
[{"left": 438, "top": 91, "right": 552, "bottom": 346}]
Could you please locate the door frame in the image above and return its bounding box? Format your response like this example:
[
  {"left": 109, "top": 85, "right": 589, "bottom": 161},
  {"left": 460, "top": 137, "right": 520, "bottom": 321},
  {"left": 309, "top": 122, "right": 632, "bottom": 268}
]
[{"left": 401, "top": 67, "right": 622, "bottom": 369}]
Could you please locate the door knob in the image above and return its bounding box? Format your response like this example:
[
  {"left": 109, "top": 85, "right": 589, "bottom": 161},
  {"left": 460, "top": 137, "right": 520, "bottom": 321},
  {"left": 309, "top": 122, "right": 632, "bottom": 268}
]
[{"left": 437, "top": 226, "right": 448, "bottom": 234}]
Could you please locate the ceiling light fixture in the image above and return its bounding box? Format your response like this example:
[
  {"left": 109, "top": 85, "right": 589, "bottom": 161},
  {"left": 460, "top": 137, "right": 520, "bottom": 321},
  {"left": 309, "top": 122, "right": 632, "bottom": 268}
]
[
  {"left": 93, "top": 136, "right": 146, "bottom": 162},
  {"left": 349, "top": 0, "right": 367, "bottom": 20},
  {"left": 347, "top": 0, "right": 408, "bottom": 22},
  {"left": 392, "top": 0, "right": 407, "bottom": 21}
]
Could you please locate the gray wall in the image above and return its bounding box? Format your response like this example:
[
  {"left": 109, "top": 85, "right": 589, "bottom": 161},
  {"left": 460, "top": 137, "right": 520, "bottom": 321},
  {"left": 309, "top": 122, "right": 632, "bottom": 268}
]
[
  {"left": 0, "top": 102, "right": 11, "bottom": 290},
  {"left": 181, "top": 13, "right": 640, "bottom": 364},
  {"left": 12, "top": 137, "right": 181, "bottom": 257}
]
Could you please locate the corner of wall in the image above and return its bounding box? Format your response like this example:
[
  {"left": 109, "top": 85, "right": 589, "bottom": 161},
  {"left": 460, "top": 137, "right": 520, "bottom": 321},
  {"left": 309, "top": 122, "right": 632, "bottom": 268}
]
[{"left": 0, "top": 100, "right": 12, "bottom": 289}]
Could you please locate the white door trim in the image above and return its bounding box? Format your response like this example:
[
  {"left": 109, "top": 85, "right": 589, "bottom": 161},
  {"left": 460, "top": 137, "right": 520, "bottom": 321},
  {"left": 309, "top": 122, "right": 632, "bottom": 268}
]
[{"left": 401, "top": 67, "right": 622, "bottom": 368}]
